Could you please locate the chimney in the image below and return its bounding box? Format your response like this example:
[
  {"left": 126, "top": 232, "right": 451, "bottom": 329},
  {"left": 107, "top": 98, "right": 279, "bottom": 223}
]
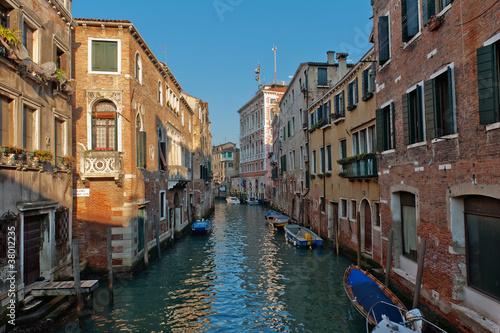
[
  {"left": 336, "top": 52, "right": 349, "bottom": 80},
  {"left": 327, "top": 51, "right": 336, "bottom": 65}
]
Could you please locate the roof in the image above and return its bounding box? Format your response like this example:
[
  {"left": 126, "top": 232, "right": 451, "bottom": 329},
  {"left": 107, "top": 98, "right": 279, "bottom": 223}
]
[{"left": 74, "top": 18, "right": 131, "bottom": 24}]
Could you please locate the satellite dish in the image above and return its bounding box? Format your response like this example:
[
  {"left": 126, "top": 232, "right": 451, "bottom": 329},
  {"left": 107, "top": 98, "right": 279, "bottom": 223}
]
[
  {"left": 254, "top": 68, "right": 260, "bottom": 74},
  {"left": 255, "top": 75, "right": 260, "bottom": 81},
  {"left": 41, "top": 62, "right": 57, "bottom": 75}
]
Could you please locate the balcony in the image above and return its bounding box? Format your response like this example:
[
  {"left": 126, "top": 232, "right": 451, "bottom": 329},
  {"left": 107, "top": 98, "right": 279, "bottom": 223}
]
[
  {"left": 168, "top": 165, "right": 191, "bottom": 189},
  {"left": 338, "top": 153, "right": 378, "bottom": 179},
  {"left": 80, "top": 150, "right": 123, "bottom": 185}
]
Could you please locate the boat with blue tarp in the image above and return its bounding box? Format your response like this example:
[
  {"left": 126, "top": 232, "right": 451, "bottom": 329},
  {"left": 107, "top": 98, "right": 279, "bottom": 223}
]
[{"left": 191, "top": 219, "right": 212, "bottom": 234}]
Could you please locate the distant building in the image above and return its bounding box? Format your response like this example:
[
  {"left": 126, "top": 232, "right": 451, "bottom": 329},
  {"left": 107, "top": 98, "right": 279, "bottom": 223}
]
[
  {"left": 238, "top": 84, "right": 287, "bottom": 201},
  {"left": 212, "top": 142, "right": 240, "bottom": 196},
  {"left": 0, "top": 0, "right": 75, "bottom": 312},
  {"left": 273, "top": 51, "right": 354, "bottom": 222}
]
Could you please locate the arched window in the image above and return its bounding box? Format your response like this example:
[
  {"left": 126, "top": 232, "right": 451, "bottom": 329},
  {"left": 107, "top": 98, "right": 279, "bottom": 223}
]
[
  {"left": 92, "top": 100, "right": 117, "bottom": 150},
  {"left": 135, "top": 52, "right": 142, "bottom": 83},
  {"left": 158, "top": 81, "right": 163, "bottom": 105}
]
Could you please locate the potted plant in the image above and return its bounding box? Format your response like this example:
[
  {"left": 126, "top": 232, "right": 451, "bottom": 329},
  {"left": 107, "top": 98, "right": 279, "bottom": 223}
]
[
  {"left": 310, "top": 174, "right": 316, "bottom": 179},
  {"left": 318, "top": 173, "right": 324, "bottom": 179},
  {"left": 0, "top": 25, "right": 21, "bottom": 48},
  {"left": 58, "top": 155, "right": 76, "bottom": 170},
  {"left": 34, "top": 150, "right": 54, "bottom": 163},
  {"left": 325, "top": 172, "right": 332, "bottom": 177},
  {"left": 426, "top": 14, "right": 443, "bottom": 31}
]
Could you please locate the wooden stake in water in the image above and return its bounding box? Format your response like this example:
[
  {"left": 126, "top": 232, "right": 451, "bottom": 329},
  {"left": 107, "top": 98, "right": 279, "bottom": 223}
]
[
  {"left": 107, "top": 226, "right": 114, "bottom": 305},
  {"left": 144, "top": 219, "right": 149, "bottom": 271},
  {"left": 413, "top": 238, "right": 426, "bottom": 309},
  {"left": 154, "top": 215, "right": 161, "bottom": 259},
  {"left": 385, "top": 229, "right": 393, "bottom": 287},
  {"left": 72, "top": 240, "right": 85, "bottom": 329}
]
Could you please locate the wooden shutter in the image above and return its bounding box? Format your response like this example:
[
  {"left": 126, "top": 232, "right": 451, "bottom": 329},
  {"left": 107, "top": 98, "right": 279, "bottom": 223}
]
[
  {"left": 445, "top": 67, "right": 455, "bottom": 134},
  {"left": 402, "top": 94, "right": 409, "bottom": 146},
  {"left": 401, "top": 0, "right": 409, "bottom": 42},
  {"left": 391, "top": 102, "right": 396, "bottom": 149},
  {"left": 422, "top": 0, "right": 435, "bottom": 26},
  {"left": 378, "top": 16, "right": 390, "bottom": 65},
  {"left": 355, "top": 77, "right": 359, "bottom": 103},
  {"left": 91, "top": 41, "right": 103, "bottom": 71},
  {"left": 376, "top": 108, "right": 385, "bottom": 152},
  {"left": 416, "top": 85, "right": 423, "bottom": 141},
  {"left": 288, "top": 120, "right": 291, "bottom": 137},
  {"left": 477, "top": 45, "right": 498, "bottom": 125},
  {"left": 370, "top": 64, "right": 376, "bottom": 92},
  {"left": 424, "top": 79, "right": 436, "bottom": 140},
  {"left": 348, "top": 83, "right": 353, "bottom": 107},
  {"left": 341, "top": 90, "right": 345, "bottom": 115},
  {"left": 114, "top": 112, "right": 118, "bottom": 150},
  {"left": 106, "top": 41, "right": 118, "bottom": 72},
  {"left": 139, "top": 131, "right": 146, "bottom": 168},
  {"left": 362, "top": 69, "right": 368, "bottom": 99}
]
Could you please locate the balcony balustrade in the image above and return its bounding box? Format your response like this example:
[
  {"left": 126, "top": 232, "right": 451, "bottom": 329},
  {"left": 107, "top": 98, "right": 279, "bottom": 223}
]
[
  {"left": 338, "top": 154, "right": 378, "bottom": 179},
  {"left": 80, "top": 150, "right": 123, "bottom": 185}
]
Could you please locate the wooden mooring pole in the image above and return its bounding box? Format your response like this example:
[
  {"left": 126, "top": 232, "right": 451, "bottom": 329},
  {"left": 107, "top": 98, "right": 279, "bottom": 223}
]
[
  {"left": 356, "top": 211, "right": 361, "bottom": 267},
  {"left": 144, "top": 219, "right": 149, "bottom": 271},
  {"left": 335, "top": 216, "right": 339, "bottom": 255},
  {"left": 72, "top": 240, "right": 85, "bottom": 329},
  {"left": 107, "top": 226, "right": 114, "bottom": 305},
  {"left": 413, "top": 238, "right": 427, "bottom": 309},
  {"left": 154, "top": 215, "right": 161, "bottom": 259},
  {"left": 385, "top": 229, "right": 393, "bottom": 287}
]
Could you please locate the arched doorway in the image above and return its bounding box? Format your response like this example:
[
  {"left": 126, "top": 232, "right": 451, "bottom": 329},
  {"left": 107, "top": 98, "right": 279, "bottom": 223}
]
[{"left": 360, "top": 199, "right": 372, "bottom": 253}]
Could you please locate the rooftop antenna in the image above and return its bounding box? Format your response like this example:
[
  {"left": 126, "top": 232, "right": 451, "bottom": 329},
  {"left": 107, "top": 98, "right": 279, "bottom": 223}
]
[
  {"left": 254, "top": 62, "right": 261, "bottom": 88},
  {"left": 158, "top": 45, "right": 167, "bottom": 64},
  {"left": 272, "top": 45, "right": 277, "bottom": 85}
]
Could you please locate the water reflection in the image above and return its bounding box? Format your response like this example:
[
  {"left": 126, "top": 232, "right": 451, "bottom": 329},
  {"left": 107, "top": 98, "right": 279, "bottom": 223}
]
[{"left": 55, "top": 200, "right": 365, "bottom": 333}]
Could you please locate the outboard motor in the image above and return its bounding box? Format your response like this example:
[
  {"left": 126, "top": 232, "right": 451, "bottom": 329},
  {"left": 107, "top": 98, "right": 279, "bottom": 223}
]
[{"left": 405, "top": 309, "right": 423, "bottom": 332}]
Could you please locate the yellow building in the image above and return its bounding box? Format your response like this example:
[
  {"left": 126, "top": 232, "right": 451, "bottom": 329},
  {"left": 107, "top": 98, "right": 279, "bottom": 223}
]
[{"left": 307, "top": 48, "right": 379, "bottom": 260}]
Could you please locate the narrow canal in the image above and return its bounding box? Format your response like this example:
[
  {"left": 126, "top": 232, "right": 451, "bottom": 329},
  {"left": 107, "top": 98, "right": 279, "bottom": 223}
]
[{"left": 56, "top": 200, "right": 365, "bottom": 332}]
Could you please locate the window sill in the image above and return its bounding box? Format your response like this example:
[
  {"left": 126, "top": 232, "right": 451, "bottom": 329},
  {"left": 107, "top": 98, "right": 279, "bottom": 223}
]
[
  {"left": 378, "top": 58, "right": 392, "bottom": 71},
  {"left": 160, "top": 217, "right": 166, "bottom": 221},
  {"left": 332, "top": 117, "right": 345, "bottom": 125},
  {"left": 486, "top": 122, "right": 500, "bottom": 132},
  {"left": 461, "top": 286, "right": 500, "bottom": 327},
  {"left": 89, "top": 71, "right": 121, "bottom": 75},
  {"left": 403, "top": 31, "right": 422, "bottom": 50},
  {"left": 407, "top": 141, "right": 426, "bottom": 149},
  {"left": 431, "top": 133, "right": 458, "bottom": 143},
  {"left": 381, "top": 149, "right": 395, "bottom": 155}
]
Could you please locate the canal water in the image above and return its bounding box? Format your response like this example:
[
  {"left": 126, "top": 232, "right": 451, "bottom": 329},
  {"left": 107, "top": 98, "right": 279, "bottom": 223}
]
[{"left": 56, "top": 200, "right": 365, "bottom": 332}]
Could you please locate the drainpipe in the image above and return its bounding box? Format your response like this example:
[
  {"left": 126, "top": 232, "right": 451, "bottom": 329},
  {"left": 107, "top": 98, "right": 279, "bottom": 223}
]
[
  {"left": 302, "top": 69, "right": 310, "bottom": 228},
  {"left": 320, "top": 125, "right": 326, "bottom": 238}
]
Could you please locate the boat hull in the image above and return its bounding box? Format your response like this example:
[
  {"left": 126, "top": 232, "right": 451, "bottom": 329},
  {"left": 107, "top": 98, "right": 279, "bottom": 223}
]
[
  {"left": 284, "top": 225, "right": 322, "bottom": 247},
  {"left": 343, "top": 265, "right": 406, "bottom": 327},
  {"left": 191, "top": 220, "right": 212, "bottom": 234},
  {"left": 226, "top": 196, "right": 240, "bottom": 204}
]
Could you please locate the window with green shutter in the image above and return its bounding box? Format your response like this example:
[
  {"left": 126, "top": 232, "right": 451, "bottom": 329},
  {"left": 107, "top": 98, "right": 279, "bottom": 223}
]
[
  {"left": 402, "top": 0, "right": 420, "bottom": 42},
  {"left": 376, "top": 103, "right": 395, "bottom": 152},
  {"left": 378, "top": 16, "right": 390, "bottom": 65},
  {"left": 425, "top": 67, "right": 456, "bottom": 139},
  {"left": 91, "top": 40, "right": 118, "bottom": 72},
  {"left": 477, "top": 43, "right": 500, "bottom": 125},
  {"left": 403, "top": 85, "right": 424, "bottom": 145}
]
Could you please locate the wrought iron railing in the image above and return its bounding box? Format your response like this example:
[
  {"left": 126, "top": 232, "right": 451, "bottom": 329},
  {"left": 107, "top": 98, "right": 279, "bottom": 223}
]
[{"left": 338, "top": 154, "right": 378, "bottom": 179}]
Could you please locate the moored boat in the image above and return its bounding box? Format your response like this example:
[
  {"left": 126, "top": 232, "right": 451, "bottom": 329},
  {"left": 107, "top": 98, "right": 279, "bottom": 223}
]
[
  {"left": 344, "top": 265, "right": 407, "bottom": 328},
  {"left": 265, "top": 210, "right": 296, "bottom": 228},
  {"left": 283, "top": 224, "right": 322, "bottom": 247},
  {"left": 226, "top": 196, "right": 240, "bottom": 204},
  {"left": 191, "top": 219, "right": 212, "bottom": 234},
  {"left": 247, "top": 197, "right": 259, "bottom": 205}
]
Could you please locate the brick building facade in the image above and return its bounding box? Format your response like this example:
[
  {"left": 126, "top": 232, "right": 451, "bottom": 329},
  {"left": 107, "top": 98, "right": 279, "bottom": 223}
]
[{"left": 372, "top": 0, "right": 500, "bottom": 331}]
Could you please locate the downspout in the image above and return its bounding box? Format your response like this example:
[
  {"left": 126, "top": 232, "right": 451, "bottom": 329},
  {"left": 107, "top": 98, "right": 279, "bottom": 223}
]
[
  {"left": 302, "top": 70, "right": 310, "bottom": 227},
  {"left": 321, "top": 125, "right": 326, "bottom": 238}
]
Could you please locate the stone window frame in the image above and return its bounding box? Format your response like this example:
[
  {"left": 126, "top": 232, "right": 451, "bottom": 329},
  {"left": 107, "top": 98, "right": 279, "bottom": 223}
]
[{"left": 87, "top": 38, "right": 121, "bottom": 75}]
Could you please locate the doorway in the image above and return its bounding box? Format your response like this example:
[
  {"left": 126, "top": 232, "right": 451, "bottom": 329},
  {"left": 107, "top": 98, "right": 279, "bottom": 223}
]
[{"left": 24, "top": 215, "right": 42, "bottom": 285}]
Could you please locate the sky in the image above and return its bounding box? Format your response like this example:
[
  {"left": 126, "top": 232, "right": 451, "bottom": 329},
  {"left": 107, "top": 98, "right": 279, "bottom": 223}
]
[{"left": 73, "top": 0, "right": 374, "bottom": 147}]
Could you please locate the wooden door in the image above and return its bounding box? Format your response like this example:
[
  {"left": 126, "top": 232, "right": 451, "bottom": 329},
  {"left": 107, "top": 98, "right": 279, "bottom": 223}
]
[
  {"left": 24, "top": 215, "right": 41, "bottom": 285},
  {"left": 364, "top": 203, "right": 372, "bottom": 252}
]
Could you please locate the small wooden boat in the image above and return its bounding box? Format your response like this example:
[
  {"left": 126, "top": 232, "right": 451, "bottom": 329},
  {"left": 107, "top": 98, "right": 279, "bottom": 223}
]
[
  {"left": 284, "top": 224, "right": 322, "bottom": 247},
  {"left": 191, "top": 219, "right": 212, "bottom": 233},
  {"left": 247, "top": 197, "right": 259, "bottom": 205},
  {"left": 226, "top": 196, "right": 240, "bottom": 204},
  {"left": 344, "top": 265, "right": 407, "bottom": 328},
  {"left": 265, "top": 210, "right": 296, "bottom": 228}
]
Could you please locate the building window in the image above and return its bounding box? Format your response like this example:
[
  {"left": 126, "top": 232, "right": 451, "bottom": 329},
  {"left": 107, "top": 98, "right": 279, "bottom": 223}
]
[
  {"left": 402, "top": 0, "right": 420, "bottom": 42},
  {"left": 92, "top": 100, "right": 116, "bottom": 150},
  {"left": 0, "top": 95, "right": 14, "bottom": 146},
  {"left": 136, "top": 114, "right": 146, "bottom": 168},
  {"left": 23, "top": 20, "right": 37, "bottom": 63},
  {"left": 135, "top": 52, "right": 142, "bottom": 83},
  {"left": 0, "top": 4, "right": 11, "bottom": 28},
  {"left": 90, "top": 39, "right": 119, "bottom": 73},
  {"left": 378, "top": 15, "right": 390, "bottom": 65},
  {"left": 350, "top": 200, "right": 357, "bottom": 220},
  {"left": 23, "top": 105, "right": 36, "bottom": 151},
  {"left": 292, "top": 150, "right": 296, "bottom": 171},
  {"left": 158, "top": 81, "right": 163, "bottom": 105},
  {"left": 300, "top": 146, "right": 304, "bottom": 169},
  {"left": 339, "top": 139, "right": 347, "bottom": 159},
  {"left": 160, "top": 191, "right": 167, "bottom": 220},
  {"left": 54, "top": 118, "right": 65, "bottom": 159},
  {"left": 425, "top": 67, "right": 456, "bottom": 138},
  {"left": 403, "top": 85, "right": 425, "bottom": 145},
  {"left": 374, "top": 202, "right": 381, "bottom": 227},
  {"left": 352, "top": 132, "right": 360, "bottom": 155},
  {"left": 312, "top": 150, "right": 317, "bottom": 174},
  {"left": 477, "top": 40, "right": 500, "bottom": 125},
  {"left": 320, "top": 197, "right": 325, "bottom": 212},
  {"left": 326, "top": 145, "right": 332, "bottom": 172},
  {"left": 464, "top": 196, "right": 500, "bottom": 300},
  {"left": 400, "top": 192, "right": 418, "bottom": 261},
  {"left": 158, "top": 128, "right": 167, "bottom": 171},
  {"left": 291, "top": 116, "right": 295, "bottom": 136},
  {"left": 376, "top": 102, "right": 395, "bottom": 151},
  {"left": 423, "top": 0, "right": 452, "bottom": 25},
  {"left": 319, "top": 147, "right": 325, "bottom": 173},
  {"left": 270, "top": 98, "right": 276, "bottom": 104},
  {"left": 334, "top": 91, "right": 345, "bottom": 117},
  {"left": 287, "top": 120, "right": 291, "bottom": 138},
  {"left": 318, "top": 68, "right": 328, "bottom": 86},
  {"left": 368, "top": 126, "right": 376, "bottom": 152},
  {"left": 347, "top": 78, "right": 359, "bottom": 110},
  {"left": 362, "top": 64, "right": 376, "bottom": 100}
]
